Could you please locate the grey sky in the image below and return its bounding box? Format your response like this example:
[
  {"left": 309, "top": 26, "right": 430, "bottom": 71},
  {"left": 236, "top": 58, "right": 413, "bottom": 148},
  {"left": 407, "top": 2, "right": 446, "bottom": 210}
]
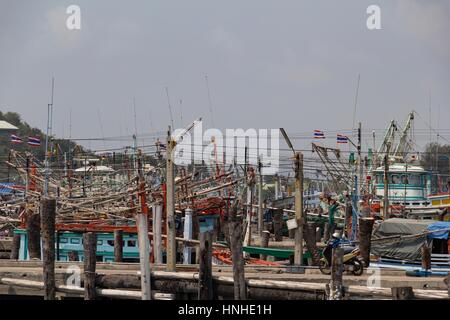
[{"left": 0, "top": 0, "right": 449, "bottom": 152}]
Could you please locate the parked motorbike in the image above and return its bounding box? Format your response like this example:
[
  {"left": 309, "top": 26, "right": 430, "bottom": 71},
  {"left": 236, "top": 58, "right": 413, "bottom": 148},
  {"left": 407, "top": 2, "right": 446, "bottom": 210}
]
[{"left": 318, "top": 240, "right": 364, "bottom": 276}]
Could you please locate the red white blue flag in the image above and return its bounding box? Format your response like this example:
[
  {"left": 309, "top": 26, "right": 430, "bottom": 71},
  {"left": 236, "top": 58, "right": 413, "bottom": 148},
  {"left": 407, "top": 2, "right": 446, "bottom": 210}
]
[
  {"left": 11, "top": 134, "right": 23, "bottom": 144},
  {"left": 313, "top": 130, "right": 325, "bottom": 139},
  {"left": 337, "top": 134, "right": 349, "bottom": 144},
  {"left": 27, "top": 136, "right": 41, "bottom": 147}
]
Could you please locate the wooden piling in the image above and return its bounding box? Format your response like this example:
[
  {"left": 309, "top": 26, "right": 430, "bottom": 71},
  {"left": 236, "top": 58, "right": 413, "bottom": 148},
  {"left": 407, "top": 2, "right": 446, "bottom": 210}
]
[
  {"left": 358, "top": 217, "right": 375, "bottom": 267},
  {"left": 26, "top": 212, "right": 41, "bottom": 260},
  {"left": 391, "top": 287, "right": 414, "bottom": 300},
  {"left": 137, "top": 213, "right": 151, "bottom": 300},
  {"left": 10, "top": 234, "right": 20, "bottom": 260},
  {"left": 421, "top": 244, "right": 431, "bottom": 271},
  {"left": 304, "top": 222, "right": 320, "bottom": 265},
  {"left": 166, "top": 129, "right": 177, "bottom": 272},
  {"left": 260, "top": 230, "right": 270, "bottom": 260},
  {"left": 41, "top": 198, "right": 56, "bottom": 300},
  {"left": 273, "top": 209, "right": 283, "bottom": 242},
  {"left": 153, "top": 203, "right": 163, "bottom": 264},
  {"left": 328, "top": 247, "right": 344, "bottom": 300},
  {"left": 83, "top": 232, "right": 97, "bottom": 300},
  {"left": 114, "top": 230, "right": 123, "bottom": 263},
  {"left": 229, "top": 206, "right": 247, "bottom": 300},
  {"left": 198, "top": 231, "right": 213, "bottom": 300}
]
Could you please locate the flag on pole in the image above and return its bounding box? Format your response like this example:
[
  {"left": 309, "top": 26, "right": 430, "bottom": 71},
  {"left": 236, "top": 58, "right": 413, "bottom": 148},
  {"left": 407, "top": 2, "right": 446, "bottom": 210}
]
[
  {"left": 11, "top": 134, "right": 23, "bottom": 144},
  {"left": 313, "top": 130, "right": 325, "bottom": 139},
  {"left": 337, "top": 134, "right": 349, "bottom": 144},
  {"left": 27, "top": 136, "right": 41, "bottom": 147}
]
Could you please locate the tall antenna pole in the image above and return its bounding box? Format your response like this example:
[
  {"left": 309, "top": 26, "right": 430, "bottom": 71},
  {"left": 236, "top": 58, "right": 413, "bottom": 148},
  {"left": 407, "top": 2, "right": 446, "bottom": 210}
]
[
  {"left": 165, "top": 87, "right": 174, "bottom": 129},
  {"left": 97, "top": 109, "right": 107, "bottom": 151},
  {"left": 179, "top": 99, "right": 183, "bottom": 127},
  {"left": 44, "top": 77, "right": 55, "bottom": 197},
  {"left": 352, "top": 74, "right": 361, "bottom": 131},
  {"left": 133, "top": 98, "right": 138, "bottom": 176},
  {"left": 205, "top": 75, "right": 215, "bottom": 127}
]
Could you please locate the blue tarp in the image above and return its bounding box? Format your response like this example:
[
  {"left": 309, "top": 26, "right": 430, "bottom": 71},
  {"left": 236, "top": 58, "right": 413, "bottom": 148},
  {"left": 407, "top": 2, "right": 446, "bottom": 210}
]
[
  {"left": 0, "top": 183, "right": 16, "bottom": 195},
  {"left": 427, "top": 221, "right": 450, "bottom": 240}
]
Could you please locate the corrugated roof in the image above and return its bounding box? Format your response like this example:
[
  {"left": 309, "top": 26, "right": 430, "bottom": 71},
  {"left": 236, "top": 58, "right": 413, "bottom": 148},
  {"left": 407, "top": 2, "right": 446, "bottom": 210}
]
[{"left": 0, "top": 120, "right": 18, "bottom": 130}]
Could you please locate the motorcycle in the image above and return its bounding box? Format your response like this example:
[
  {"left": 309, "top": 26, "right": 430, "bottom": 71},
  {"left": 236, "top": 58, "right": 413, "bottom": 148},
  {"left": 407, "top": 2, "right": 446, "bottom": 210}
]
[{"left": 318, "top": 240, "right": 364, "bottom": 276}]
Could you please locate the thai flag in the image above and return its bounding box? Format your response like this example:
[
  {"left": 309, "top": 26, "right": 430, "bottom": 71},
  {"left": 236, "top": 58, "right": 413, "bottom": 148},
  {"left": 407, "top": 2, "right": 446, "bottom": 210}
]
[
  {"left": 337, "top": 134, "right": 349, "bottom": 144},
  {"left": 313, "top": 130, "right": 325, "bottom": 139},
  {"left": 159, "top": 143, "right": 167, "bottom": 150},
  {"left": 11, "top": 134, "right": 23, "bottom": 144},
  {"left": 27, "top": 136, "right": 41, "bottom": 147}
]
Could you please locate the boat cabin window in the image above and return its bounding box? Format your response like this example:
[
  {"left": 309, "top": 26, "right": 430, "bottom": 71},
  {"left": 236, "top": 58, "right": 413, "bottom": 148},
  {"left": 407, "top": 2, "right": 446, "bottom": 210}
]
[
  {"left": 107, "top": 240, "right": 114, "bottom": 246},
  {"left": 401, "top": 175, "right": 409, "bottom": 184},
  {"left": 70, "top": 238, "right": 80, "bottom": 244},
  {"left": 376, "top": 174, "right": 382, "bottom": 184},
  {"left": 391, "top": 174, "right": 400, "bottom": 184},
  {"left": 127, "top": 240, "right": 136, "bottom": 247},
  {"left": 97, "top": 240, "right": 103, "bottom": 245},
  {"left": 408, "top": 174, "right": 422, "bottom": 186}
]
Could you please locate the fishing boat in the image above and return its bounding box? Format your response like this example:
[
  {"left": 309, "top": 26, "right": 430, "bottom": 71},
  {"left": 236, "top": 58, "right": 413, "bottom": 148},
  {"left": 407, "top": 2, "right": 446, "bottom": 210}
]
[
  {"left": 14, "top": 228, "right": 140, "bottom": 262},
  {"left": 372, "top": 163, "right": 431, "bottom": 209}
]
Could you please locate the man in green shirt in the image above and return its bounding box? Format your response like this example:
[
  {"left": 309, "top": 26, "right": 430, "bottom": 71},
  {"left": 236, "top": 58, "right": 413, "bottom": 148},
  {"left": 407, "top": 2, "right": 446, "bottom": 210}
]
[{"left": 328, "top": 197, "right": 339, "bottom": 235}]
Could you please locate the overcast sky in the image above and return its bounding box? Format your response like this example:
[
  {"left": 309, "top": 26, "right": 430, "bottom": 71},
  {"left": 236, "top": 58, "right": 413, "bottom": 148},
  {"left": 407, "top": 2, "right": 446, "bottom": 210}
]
[{"left": 0, "top": 0, "right": 449, "bottom": 152}]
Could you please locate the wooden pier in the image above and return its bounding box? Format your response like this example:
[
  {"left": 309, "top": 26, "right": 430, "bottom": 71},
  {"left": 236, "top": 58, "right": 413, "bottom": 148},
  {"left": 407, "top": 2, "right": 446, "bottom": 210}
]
[{"left": 0, "top": 260, "right": 447, "bottom": 300}]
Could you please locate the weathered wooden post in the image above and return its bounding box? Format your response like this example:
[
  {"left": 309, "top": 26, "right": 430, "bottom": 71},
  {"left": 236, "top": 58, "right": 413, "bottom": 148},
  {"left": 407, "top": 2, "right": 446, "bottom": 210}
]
[
  {"left": 421, "top": 244, "right": 431, "bottom": 272},
  {"left": 10, "top": 233, "right": 20, "bottom": 260},
  {"left": 294, "top": 152, "right": 304, "bottom": 265},
  {"left": 166, "top": 127, "right": 177, "bottom": 271},
  {"left": 26, "top": 212, "right": 41, "bottom": 260},
  {"left": 304, "top": 222, "right": 320, "bottom": 266},
  {"left": 114, "top": 230, "right": 123, "bottom": 263},
  {"left": 229, "top": 205, "right": 247, "bottom": 300},
  {"left": 257, "top": 158, "right": 264, "bottom": 236},
  {"left": 198, "top": 231, "right": 213, "bottom": 300},
  {"left": 391, "top": 287, "right": 414, "bottom": 300},
  {"left": 41, "top": 198, "right": 56, "bottom": 300},
  {"left": 137, "top": 212, "right": 151, "bottom": 300},
  {"left": 328, "top": 247, "right": 344, "bottom": 300},
  {"left": 273, "top": 208, "right": 283, "bottom": 242},
  {"left": 153, "top": 203, "right": 163, "bottom": 264},
  {"left": 83, "top": 232, "right": 97, "bottom": 300},
  {"left": 260, "top": 230, "right": 270, "bottom": 261},
  {"left": 358, "top": 217, "right": 375, "bottom": 267},
  {"left": 183, "top": 208, "right": 193, "bottom": 264}
]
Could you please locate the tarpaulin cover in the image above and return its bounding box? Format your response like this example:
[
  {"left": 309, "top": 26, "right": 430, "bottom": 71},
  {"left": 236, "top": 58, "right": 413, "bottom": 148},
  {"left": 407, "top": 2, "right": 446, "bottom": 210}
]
[
  {"left": 427, "top": 221, "right": 450, "bottom": 240},
  {"left": 371, "top": 218, "right": 434, "bottom": 261}
]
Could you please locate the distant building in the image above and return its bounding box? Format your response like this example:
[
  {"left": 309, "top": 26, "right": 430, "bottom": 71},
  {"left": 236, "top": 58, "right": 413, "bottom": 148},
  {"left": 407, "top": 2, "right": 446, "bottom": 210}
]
[{"left": 0, "top": 120, "right": 18, "bottom": 138}]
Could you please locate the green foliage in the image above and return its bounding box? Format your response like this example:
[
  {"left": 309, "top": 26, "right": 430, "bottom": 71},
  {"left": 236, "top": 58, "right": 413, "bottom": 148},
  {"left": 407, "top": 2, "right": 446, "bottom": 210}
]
[{"left": 0, "top": 110, "right": 82, "bottom": 181}]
